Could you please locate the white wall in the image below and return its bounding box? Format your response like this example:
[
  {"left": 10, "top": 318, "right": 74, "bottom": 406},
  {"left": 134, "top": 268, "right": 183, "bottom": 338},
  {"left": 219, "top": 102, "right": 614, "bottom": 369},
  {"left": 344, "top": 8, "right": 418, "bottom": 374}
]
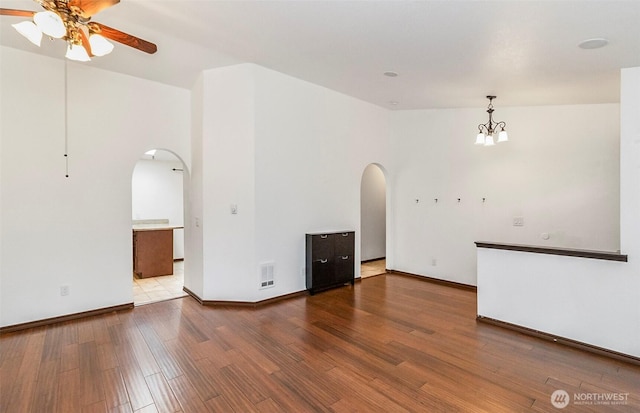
[
  {"left": 190, "top": 64, "right": 390, "bottom": 302},
  {"left": 0, "top": 46, "right": 190, "bottom": 327},
  {"left": 132, "top": 157, "right": 185, "bottom": 258},
  {"left": 390, "top": 104, "right": 620, "bottom": 285},
  {"left": 361, "top": 164, "right": 386, "bottom": 261}
]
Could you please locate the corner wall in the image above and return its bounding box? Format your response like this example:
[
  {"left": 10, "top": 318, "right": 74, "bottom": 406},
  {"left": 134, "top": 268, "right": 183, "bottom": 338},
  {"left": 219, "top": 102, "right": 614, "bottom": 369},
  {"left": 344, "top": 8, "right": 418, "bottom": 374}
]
[{"left": 190, "top": 64, "right": 390, "bottom": 302}]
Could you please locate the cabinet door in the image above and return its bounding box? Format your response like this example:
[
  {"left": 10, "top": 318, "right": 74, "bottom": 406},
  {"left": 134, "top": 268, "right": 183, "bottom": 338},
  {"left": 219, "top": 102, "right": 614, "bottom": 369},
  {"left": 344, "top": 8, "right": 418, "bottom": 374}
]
[
  {"left": 334, "top": 232, "right": 354, "bottom": 255},
  {"left": 312, "top": 233, "right": 335, "bottom": 258},
  {"left": 133, "top": 229, "right": 174, "bottom": 278},
  {"left": 334, "top": 254, "right": 354, "bottom": 284},
  {"left": 312, "top": 257, "right": 335, "bottom": 287}
]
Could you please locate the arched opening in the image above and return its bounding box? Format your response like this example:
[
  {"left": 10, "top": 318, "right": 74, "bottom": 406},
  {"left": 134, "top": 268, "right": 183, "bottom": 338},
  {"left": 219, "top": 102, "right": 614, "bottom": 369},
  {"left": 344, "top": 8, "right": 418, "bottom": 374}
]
[
  {"left": 131, "top": 149, "right": 189, "bottom": 305},
  {"left": 360, "top": 163, "right": 387, "bottom": 278}
]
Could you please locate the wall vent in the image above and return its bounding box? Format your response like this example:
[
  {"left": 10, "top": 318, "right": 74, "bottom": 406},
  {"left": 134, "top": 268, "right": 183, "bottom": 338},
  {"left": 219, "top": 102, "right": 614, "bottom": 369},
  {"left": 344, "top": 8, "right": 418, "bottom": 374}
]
[{"left": 259, "top": 262, "right": 275, "bottom": 289}]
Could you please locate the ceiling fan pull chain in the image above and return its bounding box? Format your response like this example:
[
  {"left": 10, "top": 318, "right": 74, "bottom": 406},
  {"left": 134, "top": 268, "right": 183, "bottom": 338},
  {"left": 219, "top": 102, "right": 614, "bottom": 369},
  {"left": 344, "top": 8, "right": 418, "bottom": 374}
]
[{"left": 64, "top": 59, "right": 69, "bottom": 178}]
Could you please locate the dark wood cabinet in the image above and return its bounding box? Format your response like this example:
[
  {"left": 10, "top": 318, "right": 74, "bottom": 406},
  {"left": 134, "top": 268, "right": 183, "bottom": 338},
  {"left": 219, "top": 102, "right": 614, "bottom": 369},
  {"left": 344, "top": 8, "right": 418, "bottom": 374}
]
[{"left": 306, "top": 231, "right": 355, "bottom": 294}]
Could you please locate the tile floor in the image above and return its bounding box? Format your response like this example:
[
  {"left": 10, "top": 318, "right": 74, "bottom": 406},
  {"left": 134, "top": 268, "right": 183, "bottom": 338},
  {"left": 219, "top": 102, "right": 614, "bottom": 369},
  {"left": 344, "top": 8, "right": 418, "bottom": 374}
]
[
  {"left": 132, "top": 260, "right": 188, "bottom": 305},
  {"left": 361, "top": 258, "right": 386, "bottom": 278}
]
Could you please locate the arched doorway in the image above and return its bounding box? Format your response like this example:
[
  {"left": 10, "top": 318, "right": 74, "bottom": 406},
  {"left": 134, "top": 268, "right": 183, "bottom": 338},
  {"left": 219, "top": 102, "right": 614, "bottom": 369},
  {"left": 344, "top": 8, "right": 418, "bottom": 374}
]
[
  {"left": 131, "top": 149, "right": 189, "bottom": 305},
  {"left": 360, "top": 163, "right": 387, "bottom": 278}
]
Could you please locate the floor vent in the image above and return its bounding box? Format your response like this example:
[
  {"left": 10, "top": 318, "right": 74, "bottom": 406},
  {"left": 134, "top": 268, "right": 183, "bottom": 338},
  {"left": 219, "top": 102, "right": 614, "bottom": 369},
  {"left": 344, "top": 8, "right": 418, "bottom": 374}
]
[{"left": 260, "top": 262, "right": 275, "bottom": 289}]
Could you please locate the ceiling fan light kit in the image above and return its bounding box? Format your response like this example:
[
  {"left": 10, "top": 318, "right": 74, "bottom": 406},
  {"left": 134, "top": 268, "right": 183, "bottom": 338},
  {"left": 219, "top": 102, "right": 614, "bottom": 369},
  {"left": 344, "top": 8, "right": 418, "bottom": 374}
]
[
  {"left": 1, "top": 0, "right": 157, "bottom": 62},
  {"left": 475, "top": 95, "right": 509, "bottom": 146}
]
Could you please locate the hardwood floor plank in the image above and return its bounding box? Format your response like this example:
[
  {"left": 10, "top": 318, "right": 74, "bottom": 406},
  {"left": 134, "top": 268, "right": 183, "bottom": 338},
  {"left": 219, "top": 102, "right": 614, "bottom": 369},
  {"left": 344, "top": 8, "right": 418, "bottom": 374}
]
[
  {"left": 254, "top": 397, "right": 284, "bottom": 413},
  {"left": 134, "top": 403, "right": 159, "bottom": 413},
  {"left": 102, "top": 367, "right": 130, "bottom": 410},
  {"left": 82, "top": 400, "right": 108, "bottom": 412},
  {"left": 136, "top": 322, "right": 184, "bottom": 380},
  {"left": 145, "top": 372, "right": 182, "bottom": 413},
  {"left": 78, "top": 318, "right": 96, "bottom": 343},
  {"left": 167, "top": 374, "right": 212, "bottom": 413},
  {"left": 326, "top": 365, "right": 410, "bottom": 413},
  {"left": 164, "top": 341, "right": 220, "bottom": 401},
  {"left": 203, "top": 395, "right": 236, "bottom": 413},
  {"left": 0, "top": 355, "right": 22, "bottom": 411},
  {"left": 79, "top": 341, "right": 106, "bottom": 407},
  {"left": 1, "top": 273, "right": 639, "bottom": 412},
  {"left": 31, "top": 359, "right": 59, "bottom": 412},
  {"left": 61, "top": 342, "right": 80, "bottom": 372},
  {"left": 109, "top": 325, "right": 155, "bottom": 411},
  {"left": 110, "top": 402, "right": 134, "bottom": 413},
  {"left": 56, "top": 368, "right": 82, "bottom": 413},
  {"left": 3, "top": 330, "right": 46, "bottom": 412}
]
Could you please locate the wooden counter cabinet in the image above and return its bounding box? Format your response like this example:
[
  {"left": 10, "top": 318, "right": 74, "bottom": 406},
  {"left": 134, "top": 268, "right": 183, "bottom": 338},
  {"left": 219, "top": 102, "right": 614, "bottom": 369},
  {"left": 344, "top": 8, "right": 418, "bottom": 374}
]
[
  {"left": 306, "top": 231, "right": 355, "bottom": 294},
  {"left": 133, "top": 228, "right": 174, "bottom": 278}
]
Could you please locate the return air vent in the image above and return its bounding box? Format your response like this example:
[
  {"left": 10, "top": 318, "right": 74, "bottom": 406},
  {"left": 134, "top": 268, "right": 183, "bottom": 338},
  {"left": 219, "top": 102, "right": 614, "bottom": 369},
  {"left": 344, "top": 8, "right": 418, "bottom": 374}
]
[{"left": 259, "top": 262, "right": 275, "bottom": 289}]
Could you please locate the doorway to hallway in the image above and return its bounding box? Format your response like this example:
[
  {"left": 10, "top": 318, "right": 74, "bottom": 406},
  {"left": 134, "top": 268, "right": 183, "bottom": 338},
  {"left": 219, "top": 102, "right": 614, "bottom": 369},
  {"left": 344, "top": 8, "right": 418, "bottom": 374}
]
[{"left": 360, "top": 163, "right": 387, "bottom": 278}]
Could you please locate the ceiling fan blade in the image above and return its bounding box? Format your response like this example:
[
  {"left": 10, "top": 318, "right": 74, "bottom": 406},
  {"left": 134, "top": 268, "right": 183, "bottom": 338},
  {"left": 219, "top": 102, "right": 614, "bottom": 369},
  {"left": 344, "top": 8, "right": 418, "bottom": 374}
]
[
  {"left": 93, "top": 23, "right": 157, "bottom": 54},
  {"left": 69, "top": 0, "right": 120, "bottom": 18},
  {"left": 79, "top": 28, "right": 93, "bottom": 57},
  {"left": 0, "top": 8, "right": 36, "bottom": 17}
]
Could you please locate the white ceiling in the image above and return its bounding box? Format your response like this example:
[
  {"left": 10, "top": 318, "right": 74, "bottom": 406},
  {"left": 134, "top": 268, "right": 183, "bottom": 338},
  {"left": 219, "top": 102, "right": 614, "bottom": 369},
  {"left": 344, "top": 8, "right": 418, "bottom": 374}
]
[{"left": 1, "top": 0, "right": 639, "bottom": 109}]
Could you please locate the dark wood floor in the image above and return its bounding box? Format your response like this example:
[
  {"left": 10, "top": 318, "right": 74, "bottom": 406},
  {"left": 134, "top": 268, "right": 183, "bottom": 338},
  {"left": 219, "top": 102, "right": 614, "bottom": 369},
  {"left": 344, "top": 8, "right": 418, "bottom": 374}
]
[{"left": 1, "top": 274, "right": 639, "bottom": 412}]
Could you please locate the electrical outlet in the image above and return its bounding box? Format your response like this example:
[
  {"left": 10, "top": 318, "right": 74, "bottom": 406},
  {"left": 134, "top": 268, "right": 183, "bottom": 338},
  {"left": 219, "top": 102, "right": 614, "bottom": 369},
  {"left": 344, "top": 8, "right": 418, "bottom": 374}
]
[
  {"left": 60, "top": 285, "right": 70, "bottom": 296},
  {"left": 431, "top": 259, "right": 437, "bottom": 266},
  {"left": 513, "top": 217, "right": 524, "bottom": 226},
  {"left": 231, "top": 204, "right": 238, "bottom": 214}
]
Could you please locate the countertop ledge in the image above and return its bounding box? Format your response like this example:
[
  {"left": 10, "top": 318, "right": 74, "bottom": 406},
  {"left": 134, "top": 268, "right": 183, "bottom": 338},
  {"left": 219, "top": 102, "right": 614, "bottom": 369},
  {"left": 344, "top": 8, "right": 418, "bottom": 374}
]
[
  {"left": 475, "top": 241, "right": 628, "bottom": 262},
  {"left": 133, "top": 224, "right": 184, "bottom": 231}
]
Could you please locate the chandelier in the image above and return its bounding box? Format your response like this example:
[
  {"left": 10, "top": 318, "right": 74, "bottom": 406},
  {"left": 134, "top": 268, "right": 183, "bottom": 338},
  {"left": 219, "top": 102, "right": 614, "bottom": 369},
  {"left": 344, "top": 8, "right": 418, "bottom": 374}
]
[{"left": 475, "top": 96, "right": 508, "bottom": 146}]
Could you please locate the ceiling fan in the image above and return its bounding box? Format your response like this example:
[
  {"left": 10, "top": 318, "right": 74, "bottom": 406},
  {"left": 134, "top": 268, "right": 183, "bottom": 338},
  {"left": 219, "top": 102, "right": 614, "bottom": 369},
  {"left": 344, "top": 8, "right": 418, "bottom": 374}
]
[{"left": 0, "top": 0, "right": 157, "bottom": 61}]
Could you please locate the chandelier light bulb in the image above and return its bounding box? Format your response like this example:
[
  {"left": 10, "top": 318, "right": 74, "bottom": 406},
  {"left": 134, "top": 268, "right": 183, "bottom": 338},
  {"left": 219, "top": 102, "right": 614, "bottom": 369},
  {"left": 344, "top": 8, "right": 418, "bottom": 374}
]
[
  {"left": 65, "top": 43, "right": 91, "bottom": 62},
  {"left": 498, "top": 130, "right": 509, "bottom": 142},
  {"left": 33, "top": 11, "right": 66, "bottom": 39},
  {"left": 484, "top": 134, "right": 495, "bottom": 146},
  {"left": 89, "top": 33, "right": 114, "bottom": 56},
  {"left": 12, "top": 21, "right": 43, "bottom": 46},
  {"left": 475, "top": 132, "right": 486, "bottom": 145}
]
